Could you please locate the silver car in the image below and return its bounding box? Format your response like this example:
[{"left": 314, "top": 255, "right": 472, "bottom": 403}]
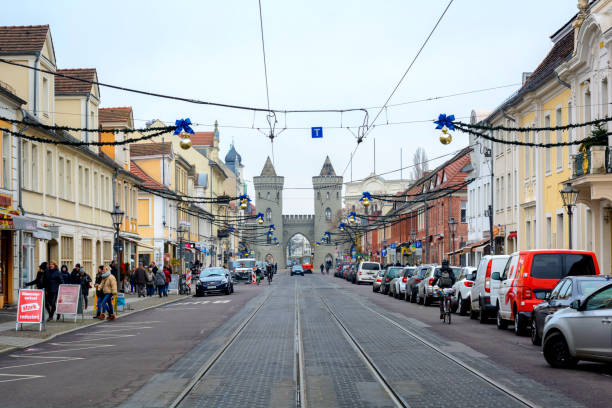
[
  {"left": 542, "top": 282, "right": 612, "bottom": 368},
  {"left": 415, "top": 265, "right": 438, "bottom": 306},
  {"left": 372, "top": 270, "right": 385, "bottom": 292},
  {"left": 390, "top": 267, "right": 417, "bottom": 300}
]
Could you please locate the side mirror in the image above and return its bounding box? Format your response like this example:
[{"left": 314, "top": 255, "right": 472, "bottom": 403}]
[
  {"left": 570, "top": 299, "right": 581, "bottom": 310},
  {"left": 491, "top": 272, "right": 501, "bottom": 281}
]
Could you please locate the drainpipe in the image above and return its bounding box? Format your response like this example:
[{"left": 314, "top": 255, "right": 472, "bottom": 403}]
[
  {"left": 555, "top": 72, "right": 571, "bottom": 89},
  {"left": 32, "top": 52, "right": 40, "bottom": 115},
  {"left": 17, "top": 110, "right": 29, "bottom": 291}
]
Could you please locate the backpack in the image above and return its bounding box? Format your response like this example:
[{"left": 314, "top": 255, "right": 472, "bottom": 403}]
[
  {"left": 438, "top": 269, "right": 453, "bottom": 288},
  {"left": 146, "top": 271, "right": 154, "bottom": 285}
]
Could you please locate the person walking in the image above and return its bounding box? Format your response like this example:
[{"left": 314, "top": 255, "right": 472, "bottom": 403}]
[
  {"left": 25, "top": 262, "right": 47, "bottom": 289},
  {"left": 163, "top": 266, "right": 171, "bottom": 297},
  {"left": 145, "top": 266, "right": 155, "bottom": 297},
  {"left": 43, "top": 261, "right": 63, "bottom": 321},
  {"left": 99, "top": 266, "right": 117, "bottom": 320},
  {"left": 134, "top": 263, "right": 147, "bottom": 297},
  {"left": 129, "top": 267, "right": 136, "bottom": 294},
  {"left": 77, "top": 269, "right": 92, "bottom": 309},
  {"left": 110, "top": 260, "right": 119, "bottom": 287},
  {"left": 320, "top": 264, "right": 325, "bottom": 274},
  {"left": 154, "top": 266, "right": 166, "bottom": 297},
  {"left": 94, "top": 266, "right": 105, "bottom": 319},
  {"left": 70, "top": 264, "right": 82, "bottom": 284}
]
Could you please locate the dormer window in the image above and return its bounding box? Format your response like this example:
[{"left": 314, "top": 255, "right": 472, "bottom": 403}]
[{"left": 41, "top": 76, "right": 49, "bottom": 117}]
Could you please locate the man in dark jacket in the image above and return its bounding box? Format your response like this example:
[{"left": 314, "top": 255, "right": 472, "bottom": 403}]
[
  {"left": 110, "top": 260, "right": 119, "bottom": 287},
  {"left": 25, "top": 262, "right": 47, "bottom": 289},
  {"left": 134, "top": 263, "right": 147, "bottom": 297},
  {"left": 70, "top": 264, "right": 82, "bottom": 284},
  {"left": 433, "top": 259, "right": 456, "bottom": 319},
  {"left": 44, "top": 261, "right": 63, "bottom": 321}
]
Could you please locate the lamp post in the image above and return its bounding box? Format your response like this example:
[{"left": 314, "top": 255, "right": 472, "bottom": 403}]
[
  {"left": 177, "top": 225, "right": 187, "bottom": 275},
  {"left": 560, "top": 182, "right": 579, "bottom": 249},
  {"left": 111, "top": 205, "right": 125, "bottom": 266},
  {"left": 448, "top": 217, "right": 457, "bottom": 265},
  {"left": 410, "top": 229, "right": 416, "bottom": 266}
]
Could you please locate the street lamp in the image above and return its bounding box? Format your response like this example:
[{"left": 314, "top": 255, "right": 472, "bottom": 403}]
[
  {"left": 560, "top": 182, "right": 579, "bottom": 249},
  {"left": 111, "top": 205, "right": 124, "bottom": 265},
  {"left": 448, "top": 217, "right": 457, "bottom": 265}
]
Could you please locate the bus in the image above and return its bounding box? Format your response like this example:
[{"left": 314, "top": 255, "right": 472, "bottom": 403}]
[
  {"left": 301, "top": 255, "right": 313, "bottom": 273},
  {"left": 232, "top": 258, "right": 256, "bottom": 280}
]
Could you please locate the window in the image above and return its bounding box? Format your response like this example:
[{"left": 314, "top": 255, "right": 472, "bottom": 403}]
[
  {"left": 546, "top": 216, "right": 552, "bottom": 249},
  {"left": 558, "top": 281, "right": 573, "bottom": 300},
  {"left": 1, "top": 131, "right": 9, "bottom": 188},
  {"left": 568, "top": 102, "right": 573, "bottom": 168},
  {"left": 556, "top": 213, "right": 564, "bottom": 249},
  {"left": 84, "top": 168, "right": 90, "bottom": 205},
  {"left": 336, "top": 192, "right": 339, "bottom": 199},
  {"left": 266, "top": 191, "right": 270, "bottom": 199},
  {"left": 526, "top": 220, "right": 531, "bottom": 249},
  {"left": 524, "top": 132, "right": 530, "bottom": 180},
  {"left": 65, "top": 160, "right": 72, "bottom": 200},
  {"left": 544, "top": 115, "right": 551, "bottom": 173},
  {"left": 93, "top": 172, "right": 99, "bottom": 208},
  {"left": 585, "top": 286, "right": 612, "bottom": 310},
  {"left": 460, "top": 201, "right": 467, "bottom": 223},
  {"left": 78, "top": 166, "right": 84, "bottom": 202},
  {"left": 58, "top": 157, "right": 64, "bottom": 198},
  {"left": 21, "top": 141, "right": 29, "bottom": 189},
  {"left": 326, "top": 192, "right": 329, "bottom": 200},
  {"left": 31, "top": 144, "right": 39, "bottom": 191},
  {"left": 507, "top": 172, "right": 511, "bottom": 207},
  {"left": 556, "top": 108, "right": 563, "bottom": 170},
  {"left": 266, "top": 208, "right": 272, "bottom": 222},
  {"left": 500, "top": 176, "right": 504, "bottom": 211},
  {"left": 317, "top": 192, "right": 321, "bottom": 200},
  {"left": 46, "top": 150, "right": 53, "bottom": 195},
  {"left": 103, "top": 241, "right": 112, "bottom": 266},
  {"left": 60, "top": 236, "right": 73, "bottom": 269},
  {"left": 531, "top": 129, "right": 536, "bottom": 178},
  {"left": 82, "top": 238, "right": 92, "bottom": 276},
  {"left": 585, "top": 91, "right": 592, "bottom": 138},
  {"left": 41, "top": 76, "right": 49, "bottom": 115},
  {"left": 325, "top": 207, "right": 332, "bottom": 221},
  {"left": 586, "top": 208, "right": 593, "bottom": 250}
]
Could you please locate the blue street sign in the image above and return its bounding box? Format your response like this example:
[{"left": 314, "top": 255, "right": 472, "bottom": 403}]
[
  {"left": 389, "top": 243, "right": 396, "bottom": 249},
  {"left": 311, "top": 127, "right": 323, "bottom": 138},
  {"left": 415, "top": 241, "right": 422, "bottom": 249},
  {"left": 381, "top": 249, "right": 387, "bottom": 257}
]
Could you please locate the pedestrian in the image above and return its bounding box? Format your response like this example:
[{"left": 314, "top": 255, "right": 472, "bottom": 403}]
[
  {"left": 135, "top": 263, "right": 146, "bottom": 297},
  {"left": 43, "top": 261, "right": 63, "bottom": 321},
  {"left": 256, "top": 267, "right": 262, "bottom": 285},
  {"left": 320, "top": 264, "right": 324, "bottom": 274},
  {"left": 163, "top": 265, "right": 171, "bottom": 297},
  {"left": 78, "top": 269, "right": 92, "bottom": 309},
  {"left": 70, "top": 263, "right": 82, "bottom": 284},
  {"left": 99, "top": 266, "right": 117, "bottom": 320},
  {"left": 60, "top": 264, "right": 70, "bottom": 284},
  {"left": 145, "top": 266, "right": 155, "bottom": 297},
  {"left": 129, "top": 267, "right": 136, "bottom": 293},
  {"left": 94, "top": 265, "right": 105, "bottom": 319},
  {"left": 154, "top": 266, "right": 166, "bottom": 297},
  {"left": 25, "top": 262, "right": 47, "bottom": 289},
  {"left": 110, "top": 260, "right": 119, "bottom": 285}
]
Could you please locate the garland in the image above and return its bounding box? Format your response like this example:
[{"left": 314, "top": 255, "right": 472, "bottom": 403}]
[
  {"left": 3, "top": 127, "right": 172, "bottom": 146},
  {"left": 1, "top": 115, "right": 173, "bottom": 134},
  {"left": 456, "top": 116, "right": 612, "bottom": 133}
]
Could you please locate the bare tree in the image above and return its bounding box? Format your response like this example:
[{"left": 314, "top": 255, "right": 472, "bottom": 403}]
[{"left": 411, "top": 147, "right": 429, "bottom": 180}]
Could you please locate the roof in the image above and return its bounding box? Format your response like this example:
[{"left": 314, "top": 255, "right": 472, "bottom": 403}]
[
  {"left": 99, "top": 107, "right": 132, "bottom": 125},
  {"left": 260, "top": 156, "right": 277, "bottom": 176},
  {"left": 0, "top": 25, "right": 49, "bottom": 53},
  {"left": 0, "top": 82, "right": 26, "bottom": 105},
  {"left": 318, "top": 156, "right": 337, "bottom": 176},
  {"left": 191, "top": 132, "right": 214, "bottom": 146},
  {"left": 130, "top": 142, "right": 172, "bottom": 157},
  {"left": 225, "top": 144, "right": 242, "bottom": 164},
  {"left": 130, "top": 161, "right": 167, "bottom": 190},
  {"left": 55, "top": 68, "right": 97, "bottom": 95}
]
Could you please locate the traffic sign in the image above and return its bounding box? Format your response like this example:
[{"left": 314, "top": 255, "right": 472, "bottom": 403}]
[{"left": 311, "top": 127, "right": 323, "bottom": 138}]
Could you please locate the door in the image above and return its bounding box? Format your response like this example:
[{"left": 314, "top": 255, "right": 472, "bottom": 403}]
[
  {"left": 0, "top": 231, "right": 10, "bottom": 306},
  {"left": 498, "top": 255, "right": 519, "bottom": 320},
  {"left": 567, "top": 286, "right": 612, "bottom": 359}
]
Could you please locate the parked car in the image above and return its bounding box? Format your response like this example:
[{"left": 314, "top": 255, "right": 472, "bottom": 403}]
[
  {"left": 470, "top": 255, "right": 510, "bottom": 323},
  {"left": 381, "top": 266, "right": 403, "bottom": 295},
  {"left": 496, "top": 250, "right": 599, "bottom": 335},
  {"left": 372, "top": 270, "right": 385, "bottom": 293},
  {"left": 406, "top": 266, "right": 429, "bottom": 303},
  {"left": 354, "top": 261, "right": 381, "bottom": 284},
  {"left": 346, "top": 263, "right": 357, "bottom": 281},
  {"left": 415, "top": 265, "right": 440, "bottom": 306},
  {"left": 291, "top": 264, "right": 304, "bottom": 276},
  {"left": 195, "top": 267, "right": 233, "bottom": 296},
  {"left": 451, "top": 266, "right": 476, "bottom": 315},
  {"left": 390, "top": 267, "right": 417, "bottom": 300},
  {"left": 542, "top": 282, "right": 612, "bottom": 368},
  {"left": 531, "top": 275, "right": 610, "bottom": 345}
]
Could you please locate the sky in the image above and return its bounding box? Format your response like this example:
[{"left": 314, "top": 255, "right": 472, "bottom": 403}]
[{"left": 4, "top": 0, "right": 579, "bottom": 214}]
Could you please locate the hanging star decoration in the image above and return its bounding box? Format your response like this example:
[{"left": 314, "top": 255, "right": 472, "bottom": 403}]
[
  {"left": 360, "top": 192, "right": 372, "bottom": 208},
  {"left": 435, "top": 113, "right": 455, "bottom": 145}
]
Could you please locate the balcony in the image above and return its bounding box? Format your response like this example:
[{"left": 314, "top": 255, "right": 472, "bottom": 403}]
[
  {"left": 570, "top": 146, "right": 612, "bottom": 207},
  {"left": 573, "top": 146, "right": 612, "bottom": 178}
]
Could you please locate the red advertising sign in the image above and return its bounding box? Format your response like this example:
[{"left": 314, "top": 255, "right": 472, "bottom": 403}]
[
  {"left": 56, "top": 284, "right": 80, "bottom": 315},
  {"left": 16, "top": 289, "right": 44, "bottom": 324}
]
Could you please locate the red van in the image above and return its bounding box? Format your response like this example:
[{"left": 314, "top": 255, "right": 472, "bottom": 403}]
[{"left": 495, "top": 250, "right": 599, "bottom": 335}]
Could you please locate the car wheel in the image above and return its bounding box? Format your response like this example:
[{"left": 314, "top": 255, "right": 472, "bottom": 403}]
[
  {"left": 496, "top": 309, "right": 508, "bottom": 330},
  {"left": 423, "top": 295, "right": 431, "bottom": 306},
  {"left": 225, "top": 286, "right": 231, "bottom": 295},
  {"left": 451, "top": 295, "right": 459, "bottom": 313},
  {"left": 531, "top": 318, "right": 541, "bottom": 346},
  {"left": 543, "top": 333, "right": 578, "bottom": 368},
  {"left": 372, "top": 286, "right": 376, "bottom": 292},
  {"left": 410, "top": 290, "right": 417, "bottom": 303},
  {"left": 514, "top": 310, "right": 526, "bottom": 336},
  {"left": 469, "top": 302, "right": 477, "bottom": 319},
  {"left": 458, "top": 295, "right": 468, "bottom": 315}
]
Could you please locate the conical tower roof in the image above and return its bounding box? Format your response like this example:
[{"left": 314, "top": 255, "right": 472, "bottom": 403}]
[
  {"left": 260, "top": 156, "right": 277, "bottom": 176},
  {"left": 319, "top": 156, "right": 336, "bottom": 176}
]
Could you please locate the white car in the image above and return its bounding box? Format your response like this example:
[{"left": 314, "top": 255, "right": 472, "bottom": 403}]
[
  {"left": 390, "top": 267, "right": 417, "bottom": 300},
  {"left": 355, "top": 261, "right": 381, "bottom": 284},
  {"left": 469, "top": 255, "right": 510, "bottom": 323},
  {"left": 451, "top": 266, "right": 476, "bottom": 315},
  {"left": 542, "top": 283, "right": 612, "bottom": 368}
]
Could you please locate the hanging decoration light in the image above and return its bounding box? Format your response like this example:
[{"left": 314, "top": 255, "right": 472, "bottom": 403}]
[
  {"left": 256, "top": 212, "right": 264, "bottom": 224},
  {"left": 348, "top": 211, "right": 357, "bottom": 224},
  {"left": 269, "top": 224, "right": 275, "bottom": 233},
  {"left": 174, "top": 118, "right": 195, "bottom": 150},
  {"left": 360, "top": 192, "right": 372, "bottom": 208},
  {"left": 338, "top": 223, "right": 345, "bottom": 231},
  {"left": 434, "top": 113, "right": 455, "bottom": 145},
  {"left": 239, "top": 194, "right": 251, "bottom": 210}
]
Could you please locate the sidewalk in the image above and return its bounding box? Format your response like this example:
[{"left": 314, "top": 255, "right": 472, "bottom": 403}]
[{"left": 0, "top": 291, "right": 187, "bottom": 353}]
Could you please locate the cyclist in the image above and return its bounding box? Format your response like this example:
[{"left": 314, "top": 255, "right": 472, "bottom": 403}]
[{"left": 433, "top": 259, "right": 456, "bottom": 319}]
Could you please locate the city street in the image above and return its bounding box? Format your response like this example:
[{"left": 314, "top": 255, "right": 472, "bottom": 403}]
[{"left": 0, "top": 272, "right": 607, "bottom": 407}]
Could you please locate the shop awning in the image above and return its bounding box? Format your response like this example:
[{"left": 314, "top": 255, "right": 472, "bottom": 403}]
[
  {"left": 0, "top": 212, "right": 38, "bottom": 232},
  {"left": 462, "top": 238, "right": 491, "bottom": 254},
  {"left": 122, "top": 236, "right": 155, "bottom": 251},
  {"left": 507, "top": 231, "right": 517, "bottom": 239}
]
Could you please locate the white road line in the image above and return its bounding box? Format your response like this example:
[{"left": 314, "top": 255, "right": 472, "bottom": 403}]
[
  {"left": 88, "top": 326, "right": 153, "bottom": 333},
  {"left": 212, "top": 300, "right": 231, "bottom": 303},
  {"left": 19, "top": 345, "right": 113, "bottom": 355},
  {"left": 0, "top": 374, "right": 44, "bottom": 383},
  {"left": 76, "top": 333, "right": 135, "bottom": 338},
  {"left": 0, "top": 357, "right": 84, "bottom": 370}
]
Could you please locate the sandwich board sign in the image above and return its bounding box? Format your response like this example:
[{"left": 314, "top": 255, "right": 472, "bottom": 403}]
[
  {"left": 16, "top": 289, "right": 45, "bottom": 331},
  {"left": 56, "top": 284, "right": 82, "bottom": 322}
]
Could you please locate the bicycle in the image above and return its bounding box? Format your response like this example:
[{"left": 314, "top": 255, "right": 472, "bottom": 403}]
[
  {"left": 436, "top": 288, "right": 455, "bottom": 324},
  {"left": 267, "top": 272, "right": 272, "bottom": 285}
]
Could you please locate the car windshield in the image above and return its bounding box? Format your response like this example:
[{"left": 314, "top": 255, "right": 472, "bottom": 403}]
[
  {"left": 362, "top": 263, "right": 380, "bottom": 270},
  {"left": 578, "top": 280, "right": 609, "bottom": 297},
  {"left": 235, "top": 260, "right": 255, "bottom": 269},
  {"left": 387, "top": 267, "right": 402, "bottom": 278},
  {"left": 200, "top": 268, "right": 225, "bottom": 278},
  {"left": 292, "top": 265, "right": 303, "bottom": 271},
  {"left": 378, "top": 271, "right": 385, "bottom": 277}
]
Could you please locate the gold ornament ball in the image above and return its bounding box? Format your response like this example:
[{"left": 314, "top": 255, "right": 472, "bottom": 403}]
[
  {"left": 257, "top": 219, "right": 263, "bottom": 224},
  {"left": 439, "top": 133, "right": 452, "bottom": 145},
  {"left": 180, "top": 136, "right": 192, "bottom": 150},
  {"left": 362, "top": 198, "right": 370, "bottom": 207},
  {"left": 240, "top": 201, "right": 247, "bottom": 210}
]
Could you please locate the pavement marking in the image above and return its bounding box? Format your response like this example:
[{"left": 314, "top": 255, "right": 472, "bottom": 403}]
[
  {"left": 0, "top": 373, "right": 44, "bottom": 383},
  {"left": 212, "top": 300, "right": 231, "bottom": 304},
  {"left": 0, "top": 357, "right": 85, "bottom": 370}
]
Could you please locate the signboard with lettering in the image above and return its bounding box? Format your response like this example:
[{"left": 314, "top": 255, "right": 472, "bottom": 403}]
[
  {"left": 16, "top": 289, "right": 45, "bottom": 331},
  {"left": 56, "top": 284, "right": 81, "bottom": 321}
]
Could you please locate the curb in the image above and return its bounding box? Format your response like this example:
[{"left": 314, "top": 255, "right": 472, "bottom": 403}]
[{"left": 0, "top": 295, "right": 188, "bottom": 355}]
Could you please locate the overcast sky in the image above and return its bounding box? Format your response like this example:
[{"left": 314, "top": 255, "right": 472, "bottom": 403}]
[{"left": 6, "top": 0, "right": 578, "bottom": 213}]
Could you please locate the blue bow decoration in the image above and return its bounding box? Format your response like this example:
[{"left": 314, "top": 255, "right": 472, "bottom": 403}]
[
  {"left": 256, "top": 212, "right": 264, "bottom": 221},
  {"left": 338, "top": 223, "right": 345, "bottom": 231},
  {"left": 269, "top": 224, "right": 275, "bottom": 232},
  {"left": 239, "top": 194, "right": 250, "bottom": 202},
  {"left": 174, "top": 118, "right": 195, "bottom": 135},
  {"left": 360, "top": 192, "right": 372, "bottom": 202},
  {"left": 434, "top": 113, "right": 455, "bottom": 131}
]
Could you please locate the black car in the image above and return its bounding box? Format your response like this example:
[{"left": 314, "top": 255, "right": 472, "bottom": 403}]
[
  {"left": 195, "top": 267, "right": 234, "bottom": 296},
  {"left": 530, "top": 275, "right": 610, "bottom": 345}
]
